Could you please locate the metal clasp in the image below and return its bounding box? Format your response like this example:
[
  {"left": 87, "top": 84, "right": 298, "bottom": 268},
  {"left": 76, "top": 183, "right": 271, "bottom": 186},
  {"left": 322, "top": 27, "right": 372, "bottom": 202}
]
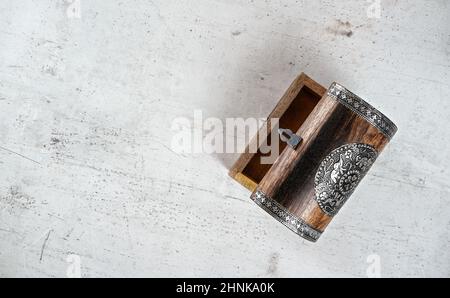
[{"left": 278, "top": 128, "right": 302, "bottom": 149}]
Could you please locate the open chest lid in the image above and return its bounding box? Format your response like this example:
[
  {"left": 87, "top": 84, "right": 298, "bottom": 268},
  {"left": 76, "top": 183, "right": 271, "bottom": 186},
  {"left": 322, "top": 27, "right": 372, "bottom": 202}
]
[{"left": 229, "top": 73, "right": 327, "bottom": 192}]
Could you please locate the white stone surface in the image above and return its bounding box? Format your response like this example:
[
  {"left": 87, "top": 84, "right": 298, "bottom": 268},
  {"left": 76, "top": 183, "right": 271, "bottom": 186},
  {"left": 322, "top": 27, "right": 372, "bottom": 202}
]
[{"left": 0, "top": 0, "right": 449, "bottom": 278}]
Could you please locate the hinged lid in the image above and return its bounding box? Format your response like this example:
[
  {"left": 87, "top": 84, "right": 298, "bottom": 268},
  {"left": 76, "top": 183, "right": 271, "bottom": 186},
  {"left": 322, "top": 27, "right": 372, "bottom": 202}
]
[{"left": 228, "top": 73, "right": 326, "bottom": 192}]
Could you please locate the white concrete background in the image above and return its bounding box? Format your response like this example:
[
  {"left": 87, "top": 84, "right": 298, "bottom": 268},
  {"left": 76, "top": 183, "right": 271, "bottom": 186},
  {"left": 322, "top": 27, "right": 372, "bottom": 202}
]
[{"left": 0, "top": 0, "right": 449, "bottom": 278}]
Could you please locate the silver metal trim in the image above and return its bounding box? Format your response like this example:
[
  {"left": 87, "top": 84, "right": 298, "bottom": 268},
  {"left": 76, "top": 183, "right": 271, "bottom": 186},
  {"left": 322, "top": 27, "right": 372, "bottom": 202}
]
[
  {"left": 251, "top": 190, "right": 322, "bottom": 242},
  {"left": 327, "top": 83, "right": 398, "bottom": 139}
]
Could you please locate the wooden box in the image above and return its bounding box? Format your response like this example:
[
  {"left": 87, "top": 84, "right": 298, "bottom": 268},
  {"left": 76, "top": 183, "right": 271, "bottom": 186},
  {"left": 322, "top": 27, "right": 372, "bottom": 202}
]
[{"left": 229, "top": 73, "right": 397, "bottom": 242}]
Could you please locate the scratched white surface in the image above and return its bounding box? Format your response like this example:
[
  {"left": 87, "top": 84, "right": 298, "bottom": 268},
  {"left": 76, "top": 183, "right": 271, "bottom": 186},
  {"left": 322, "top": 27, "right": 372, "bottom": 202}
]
[{"left": 0, "top": 0, "right": 449, "bottom": 278}]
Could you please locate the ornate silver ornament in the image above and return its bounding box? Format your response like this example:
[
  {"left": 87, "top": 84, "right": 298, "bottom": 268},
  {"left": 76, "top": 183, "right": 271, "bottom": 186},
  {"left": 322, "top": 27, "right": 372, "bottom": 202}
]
[{"left": 314, "top": 143, "right": 378, "bottom": 216}]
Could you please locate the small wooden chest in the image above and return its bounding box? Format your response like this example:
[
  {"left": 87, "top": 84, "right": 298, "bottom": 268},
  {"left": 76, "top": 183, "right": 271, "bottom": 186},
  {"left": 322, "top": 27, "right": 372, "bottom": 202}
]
[{"left": 229, "top": 73, "right": 397, "bottom": 242}]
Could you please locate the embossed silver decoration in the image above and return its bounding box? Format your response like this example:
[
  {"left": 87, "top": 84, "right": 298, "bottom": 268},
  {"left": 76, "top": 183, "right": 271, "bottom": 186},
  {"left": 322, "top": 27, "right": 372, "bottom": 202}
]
[
  {"left": 251, "top": 190, "right": 322, "bottom": 242},
  {"left": 314, "top": 143, "right": 378, "bottom": 216},
  {"left": 327, "top": 83, "right": 398, "bottom": 139}
]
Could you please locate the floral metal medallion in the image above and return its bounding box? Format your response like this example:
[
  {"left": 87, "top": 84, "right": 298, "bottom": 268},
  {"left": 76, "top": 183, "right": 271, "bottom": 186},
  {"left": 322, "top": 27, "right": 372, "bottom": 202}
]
[{"left": 314, "top": 143, "right": 378, "bottom": 216}]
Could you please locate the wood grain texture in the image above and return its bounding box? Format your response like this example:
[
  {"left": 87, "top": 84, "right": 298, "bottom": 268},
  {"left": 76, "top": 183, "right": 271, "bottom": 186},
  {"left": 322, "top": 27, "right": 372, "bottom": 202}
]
[
  {"left": 256, "top": 94, "right": 390, "bottom": 233},
  {"left": 0, "top": 0, "right": 449, "bottom": 277}
]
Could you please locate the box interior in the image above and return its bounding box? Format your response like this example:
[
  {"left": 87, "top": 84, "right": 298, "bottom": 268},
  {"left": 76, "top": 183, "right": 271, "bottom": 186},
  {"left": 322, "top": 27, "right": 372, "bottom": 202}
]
[{"left": 239, "top": 86, "right": 323, "bottom": 190}]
